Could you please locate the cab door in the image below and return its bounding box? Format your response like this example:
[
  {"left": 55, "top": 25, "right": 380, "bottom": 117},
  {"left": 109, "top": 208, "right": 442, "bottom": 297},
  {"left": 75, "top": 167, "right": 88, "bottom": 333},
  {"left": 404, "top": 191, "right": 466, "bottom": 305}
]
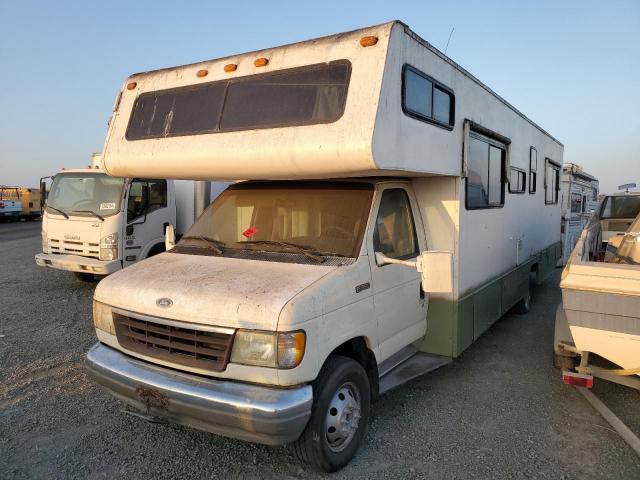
[
  {"left": 122, "top": 179, "right": 171, "bottom": 267},
  {"left": 367, "top": 185, "right": 428, "bottom": 362}
]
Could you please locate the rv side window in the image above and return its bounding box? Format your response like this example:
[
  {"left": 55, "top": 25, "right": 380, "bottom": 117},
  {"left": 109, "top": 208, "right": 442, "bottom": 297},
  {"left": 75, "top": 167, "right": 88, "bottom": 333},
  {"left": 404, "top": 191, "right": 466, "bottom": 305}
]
[
  {"left": 126, "top": 61, "right": 351, "bottom": 140},
  {"left": 373, "top": 189, "right": 419, "bottom": 260},
  {"left": 402, "top": 65, "right": 454, "bottom": 128},
  {"left": 466, "top": 135, "right": 505, "bottom": 209},
  {"left": 545, "top": 160, "right": 560, "bottom": 205},
  {"left": 570, "top": 192, "right": 582, "bottom": 213},
  {"left": 529, "top": 147, "right": 537, "bottom": 194},
  {"left": 509, "top": 167, "right": 526, "bottom": 194}
]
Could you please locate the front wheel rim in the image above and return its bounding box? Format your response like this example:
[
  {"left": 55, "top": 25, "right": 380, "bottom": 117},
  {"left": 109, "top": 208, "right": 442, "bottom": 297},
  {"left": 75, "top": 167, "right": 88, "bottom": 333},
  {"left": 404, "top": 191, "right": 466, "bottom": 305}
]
[{"left": 324, "top": 382, "right": 362, "bottom": 453}]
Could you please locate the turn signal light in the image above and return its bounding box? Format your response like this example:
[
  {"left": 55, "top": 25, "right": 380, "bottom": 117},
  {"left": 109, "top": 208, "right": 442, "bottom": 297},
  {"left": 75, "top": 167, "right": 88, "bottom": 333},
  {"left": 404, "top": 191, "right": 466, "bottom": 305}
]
[
  {"left": 360, "top": 36, "right": 378, "bottom": 47},
  {"left": 126, "top": 82, "right": 137, "bottom": 90},
  {"left": 196, "top": 69, "right": 208, "bottom": 78},
  {"left": 254, "top": 57, "right": 269, "bottom": 67},
  {"left": 224, "top": 63, "right": 238, "bottom": 72}
]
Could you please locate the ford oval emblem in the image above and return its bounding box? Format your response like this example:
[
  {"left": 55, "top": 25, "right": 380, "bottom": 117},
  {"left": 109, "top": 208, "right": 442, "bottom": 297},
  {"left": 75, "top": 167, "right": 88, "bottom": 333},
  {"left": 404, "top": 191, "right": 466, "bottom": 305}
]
[{"left": 156, "top": 297, "right": 173, "bottom": 308}]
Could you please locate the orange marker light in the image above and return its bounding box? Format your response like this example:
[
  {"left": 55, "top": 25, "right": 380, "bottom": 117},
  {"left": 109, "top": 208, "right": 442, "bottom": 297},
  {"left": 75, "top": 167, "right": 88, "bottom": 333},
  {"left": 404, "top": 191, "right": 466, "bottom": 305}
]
[
  {"left": 254, "top": 57, "right": 269, "bottom": 67},
  {"left": 224, "top": 63, "right": 238, "bottom": 72},
  {"left": 196, "top": 69, "right": 208, "bottom": 78},
  {"left": 360, "top": 36, "right": 378, "bottom": 47},
  {"left": 126, "top": 82, "right": 137, "bottom": 90}
]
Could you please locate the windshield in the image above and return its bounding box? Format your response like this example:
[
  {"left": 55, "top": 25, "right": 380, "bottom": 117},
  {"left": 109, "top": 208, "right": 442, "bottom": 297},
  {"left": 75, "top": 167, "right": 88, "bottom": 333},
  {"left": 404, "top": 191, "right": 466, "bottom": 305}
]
[
  {"left": 600, "top": 195, "right": 640, "bottom": 219},
  {"left": 179, "top": 182, "right": 374, "bottom": 259},
  {"left": 47, "top": 173, "right": 125, "bottom": 217}
]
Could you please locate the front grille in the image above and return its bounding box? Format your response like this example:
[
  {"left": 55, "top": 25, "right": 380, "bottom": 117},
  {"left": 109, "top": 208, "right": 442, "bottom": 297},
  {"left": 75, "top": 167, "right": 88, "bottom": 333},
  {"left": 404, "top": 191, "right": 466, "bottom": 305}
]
[
  {"left": 113, "top": 312, "right": 234, "bottom": 371},
  {"left": 49, "top": 238, "right": 100, "bottom": 258}
]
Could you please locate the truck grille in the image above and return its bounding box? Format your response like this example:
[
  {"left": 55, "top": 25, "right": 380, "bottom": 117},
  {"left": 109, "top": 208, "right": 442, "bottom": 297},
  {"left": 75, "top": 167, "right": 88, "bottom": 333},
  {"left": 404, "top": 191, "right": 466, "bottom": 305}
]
[
  {"left": 49, "top": 238, "right": 100, "bottom": 258},
  {"left": 112, "top": 312, "right": 234, "bottom": 372}
]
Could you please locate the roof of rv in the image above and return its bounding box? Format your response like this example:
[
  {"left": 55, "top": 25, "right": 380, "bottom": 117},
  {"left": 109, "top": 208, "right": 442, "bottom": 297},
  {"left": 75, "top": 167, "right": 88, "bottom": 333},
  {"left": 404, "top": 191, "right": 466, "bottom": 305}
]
[{"left": 126, "top": 20, "right": 562, "bottom": 147}]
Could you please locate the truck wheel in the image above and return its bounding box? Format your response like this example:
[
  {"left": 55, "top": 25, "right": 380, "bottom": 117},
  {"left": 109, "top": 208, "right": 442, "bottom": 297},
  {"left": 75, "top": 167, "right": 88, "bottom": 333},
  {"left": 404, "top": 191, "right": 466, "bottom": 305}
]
[
  {"left": 74, "top": 272, "right": 98, "bottom": 282},
  {"left": 293, "top": 355, "right": 370, "bottom": 472},
  {"left": 514, "top": 291, "right": 531, "bottom": 314}
]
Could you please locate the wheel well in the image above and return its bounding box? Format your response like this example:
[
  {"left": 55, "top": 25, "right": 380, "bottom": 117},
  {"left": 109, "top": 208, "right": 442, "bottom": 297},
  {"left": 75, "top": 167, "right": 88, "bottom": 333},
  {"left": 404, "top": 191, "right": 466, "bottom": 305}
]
[
  {"left": 146, "top": 242, "right": 166, "bottom": 258},
  {"left": 328, "top": 337, "right": 379, "bottom": 401}
]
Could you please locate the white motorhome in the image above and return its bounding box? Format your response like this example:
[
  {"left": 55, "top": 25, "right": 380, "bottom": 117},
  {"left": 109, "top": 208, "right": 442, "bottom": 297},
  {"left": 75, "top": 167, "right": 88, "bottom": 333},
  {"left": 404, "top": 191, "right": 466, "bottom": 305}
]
[
  {"left": 559, "top": 163, "right": 599, "bottom": 264},
  {"left": 36, "top": 154, "right": 226, "bottom": 281},
  {"left": 85, "top": 22, "right": 563, "bottom": 471}
]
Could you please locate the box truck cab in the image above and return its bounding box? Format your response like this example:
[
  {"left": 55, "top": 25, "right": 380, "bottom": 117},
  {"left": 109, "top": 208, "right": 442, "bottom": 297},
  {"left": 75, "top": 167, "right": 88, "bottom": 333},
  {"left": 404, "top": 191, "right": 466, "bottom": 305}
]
[
  {"left": 86, "top": 21, "right": 563, "bottom": 471},
  {"left": 36, "top": 165, "right": 176, "bottom": 280}
]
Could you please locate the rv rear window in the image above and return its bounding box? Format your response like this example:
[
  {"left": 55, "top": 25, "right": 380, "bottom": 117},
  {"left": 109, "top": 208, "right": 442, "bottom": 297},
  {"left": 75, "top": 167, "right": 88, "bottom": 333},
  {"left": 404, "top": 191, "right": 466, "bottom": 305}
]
[
  {"left": 402, "top": 65, "right": 454, "bottom": 128},
  {"left": 466, "top": 134, "right": 505, "bottom": 209},
  {"left": 126, "top": 61, "right": 351, "bottom": 140}
]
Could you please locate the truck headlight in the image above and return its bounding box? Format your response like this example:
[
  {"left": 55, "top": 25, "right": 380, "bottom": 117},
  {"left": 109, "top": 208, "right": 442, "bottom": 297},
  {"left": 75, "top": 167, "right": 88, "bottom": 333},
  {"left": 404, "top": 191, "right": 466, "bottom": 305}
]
[
  {"left": 100, "top": 233, "right": 118, "bottom": 261},
  {"left": 230, "top": 330, "right": 305, "bottom": 369},
  {"left": 93, "top": 300, "right": 115, "bottom": 334}
]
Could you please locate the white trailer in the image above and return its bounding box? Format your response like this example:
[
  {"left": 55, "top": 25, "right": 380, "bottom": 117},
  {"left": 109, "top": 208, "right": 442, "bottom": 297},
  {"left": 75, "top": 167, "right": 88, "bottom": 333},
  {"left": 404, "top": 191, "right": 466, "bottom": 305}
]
[
  {"left": 559, "top": 163, "right": 599, "bottom": 264},
  {"left": 85, "top": 21, "right": 563, "bottom": 471},
  {"left": 36, "top": 154, "right": 226, "bottom": 280}
]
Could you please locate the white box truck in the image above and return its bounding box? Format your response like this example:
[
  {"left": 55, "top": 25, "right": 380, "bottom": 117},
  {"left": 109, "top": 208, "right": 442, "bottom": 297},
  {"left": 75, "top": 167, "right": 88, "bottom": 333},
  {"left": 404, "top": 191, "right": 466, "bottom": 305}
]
[
  {"left": 36, "top": 154, "right": 226, "bottom": 281},
  {"left": 85, "top": 21, "right": 563, "bottom": 471}
]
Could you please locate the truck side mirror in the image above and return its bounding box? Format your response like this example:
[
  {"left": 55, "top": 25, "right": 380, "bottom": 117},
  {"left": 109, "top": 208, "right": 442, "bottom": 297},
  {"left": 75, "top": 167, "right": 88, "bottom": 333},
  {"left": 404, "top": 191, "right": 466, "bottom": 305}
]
[
  {"left": 39, "top": 181, "right": 47, "bottom": 211},
  {"left": 375, "top": 251, "right": 453, "bottom": 293},
  {"left": 165, "top": 224, "right": 176, "bottom": 251}
]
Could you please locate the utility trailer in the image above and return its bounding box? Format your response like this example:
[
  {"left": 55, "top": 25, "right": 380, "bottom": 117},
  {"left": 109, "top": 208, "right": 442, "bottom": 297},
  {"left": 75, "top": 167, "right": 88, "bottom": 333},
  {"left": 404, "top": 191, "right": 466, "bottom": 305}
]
[
  {"left": 559, "top": 163, "right": 599, "bottom": 265},
  {"left": 85, "top": 21, "right": 563, "bottom": 471}
]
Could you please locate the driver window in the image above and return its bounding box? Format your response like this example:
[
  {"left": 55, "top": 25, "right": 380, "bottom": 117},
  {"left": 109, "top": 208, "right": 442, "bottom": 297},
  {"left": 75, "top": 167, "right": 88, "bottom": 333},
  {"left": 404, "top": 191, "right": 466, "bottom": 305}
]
[
  {"left": 373, "top": 189, "right": 419, "bottom": 260},
  {"left": 127, "top": 179, "right": 167, "bottom": 223}
]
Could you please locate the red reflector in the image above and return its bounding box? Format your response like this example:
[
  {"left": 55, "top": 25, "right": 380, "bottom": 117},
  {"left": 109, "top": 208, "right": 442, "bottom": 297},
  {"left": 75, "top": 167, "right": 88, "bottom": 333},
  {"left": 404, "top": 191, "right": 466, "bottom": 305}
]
[{"left": 562, "top": 371, "right": 593, "bottom": 388}]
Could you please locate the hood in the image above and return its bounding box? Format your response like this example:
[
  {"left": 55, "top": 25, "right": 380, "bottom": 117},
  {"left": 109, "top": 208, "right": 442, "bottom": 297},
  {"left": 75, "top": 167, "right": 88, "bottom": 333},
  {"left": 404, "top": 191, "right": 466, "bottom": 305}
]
[{"left": 95, "top": 252, "right": 337, "bottom": 330}]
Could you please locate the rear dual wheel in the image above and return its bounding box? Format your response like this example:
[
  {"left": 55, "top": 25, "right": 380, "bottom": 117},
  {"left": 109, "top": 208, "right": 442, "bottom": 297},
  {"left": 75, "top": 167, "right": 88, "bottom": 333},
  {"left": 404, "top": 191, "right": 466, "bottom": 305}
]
[{"left": 293, "top": 355, "right": 370, "bottom": 472}]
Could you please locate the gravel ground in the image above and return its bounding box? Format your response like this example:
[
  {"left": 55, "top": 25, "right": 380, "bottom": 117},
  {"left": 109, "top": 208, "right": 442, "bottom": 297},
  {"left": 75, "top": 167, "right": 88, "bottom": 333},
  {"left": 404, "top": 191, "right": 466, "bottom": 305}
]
[{"left": 1, "top": 221, "right": 639, "bottom": 479}]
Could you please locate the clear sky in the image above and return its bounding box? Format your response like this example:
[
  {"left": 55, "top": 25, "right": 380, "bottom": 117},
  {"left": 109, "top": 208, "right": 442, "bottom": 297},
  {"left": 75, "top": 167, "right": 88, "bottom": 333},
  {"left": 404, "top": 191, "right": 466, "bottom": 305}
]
[{"left": 1, "top": 0, "right": 638, "bottom": 193}]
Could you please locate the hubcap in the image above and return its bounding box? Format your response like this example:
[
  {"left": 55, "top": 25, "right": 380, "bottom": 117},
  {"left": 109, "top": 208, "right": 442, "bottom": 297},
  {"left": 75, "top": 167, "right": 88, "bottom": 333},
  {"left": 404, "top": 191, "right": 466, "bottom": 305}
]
[{"left": 325, "top": 382, "right": 361, "bottom": 452}]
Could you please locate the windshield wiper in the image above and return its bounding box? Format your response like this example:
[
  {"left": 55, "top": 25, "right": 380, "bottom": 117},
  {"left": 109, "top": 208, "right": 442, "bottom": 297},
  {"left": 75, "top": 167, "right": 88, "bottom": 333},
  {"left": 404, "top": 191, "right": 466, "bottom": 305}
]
[
  {"left": 181, "top": 235, "right": 225, "bottom": 255},
  {"left": 47, "top": 206, "right": 69, "bottom": 219},
  {"left": 71, "top": 210, "right": 105, "bottom": 221},
  {"left": 239, "top": 240, "right": 325, "bottom": 264}
]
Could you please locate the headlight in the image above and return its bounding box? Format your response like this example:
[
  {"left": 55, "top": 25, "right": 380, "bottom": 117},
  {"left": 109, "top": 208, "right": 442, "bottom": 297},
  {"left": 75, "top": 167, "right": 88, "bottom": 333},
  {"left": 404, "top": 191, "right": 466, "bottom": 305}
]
[
  {"left": 100, "top": 233, "right": 118, "bottom": 261},
  {"left": 231, "top": 330, "right": 305, "bottom": 369},
  {"left": 93, "top": 300, "right": 115, "bottom": 334}
]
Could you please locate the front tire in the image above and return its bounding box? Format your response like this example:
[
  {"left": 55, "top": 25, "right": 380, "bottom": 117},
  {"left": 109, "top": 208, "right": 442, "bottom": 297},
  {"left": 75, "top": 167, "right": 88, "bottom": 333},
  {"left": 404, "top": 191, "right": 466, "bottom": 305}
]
[{"left": 293, "top": 355, "right": 370, "bottom": 472}]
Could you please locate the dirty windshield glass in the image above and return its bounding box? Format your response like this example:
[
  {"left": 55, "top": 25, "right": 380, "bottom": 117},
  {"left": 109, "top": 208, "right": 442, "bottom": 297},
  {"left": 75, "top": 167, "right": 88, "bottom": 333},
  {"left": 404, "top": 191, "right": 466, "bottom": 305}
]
[
  {"left": 600, "top": 195, "right": 640, "bottom": 219},
  {"left": 46, "top": 173, "right": 125, "bottom": 217},
  {"left": 179, "top": 182, "right": 373, "bottom": 258}
]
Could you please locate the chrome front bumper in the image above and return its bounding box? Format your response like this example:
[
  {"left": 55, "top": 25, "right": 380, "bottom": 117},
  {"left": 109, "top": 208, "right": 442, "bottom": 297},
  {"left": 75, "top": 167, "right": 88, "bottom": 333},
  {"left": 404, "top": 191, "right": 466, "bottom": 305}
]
[
  {"left": 35, "top": 253, "right": 121, "bottom": 275},
  {"left": 86, "top": 343, "right": 313, "bottom": 445}
]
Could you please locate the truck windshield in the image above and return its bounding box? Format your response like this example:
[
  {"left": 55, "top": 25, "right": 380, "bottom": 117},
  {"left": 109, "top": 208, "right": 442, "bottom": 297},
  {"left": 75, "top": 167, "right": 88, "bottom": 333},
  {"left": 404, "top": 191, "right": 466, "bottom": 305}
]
[
  {"left": 47, "top": 173, "right": 125, "bottom": 218},
  {"left": 179, "top": 182, "right": 374, "bottom": 259},
  {"left": 600, "top": 195, "right": 640, "bottom": 219}
]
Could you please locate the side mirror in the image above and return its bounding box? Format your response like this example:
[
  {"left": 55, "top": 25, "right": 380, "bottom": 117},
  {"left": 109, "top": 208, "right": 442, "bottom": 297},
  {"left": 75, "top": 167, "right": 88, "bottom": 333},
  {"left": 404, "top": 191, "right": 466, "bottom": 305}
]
[
  {"left": 165, "top": 224, "right": 176, "bottom": 251},
  {"left": 39, "top": 181, "right": 47, "bottom": 211},
  {"left": 375, "top": 251, "right": 453, "bottom": 293}
]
